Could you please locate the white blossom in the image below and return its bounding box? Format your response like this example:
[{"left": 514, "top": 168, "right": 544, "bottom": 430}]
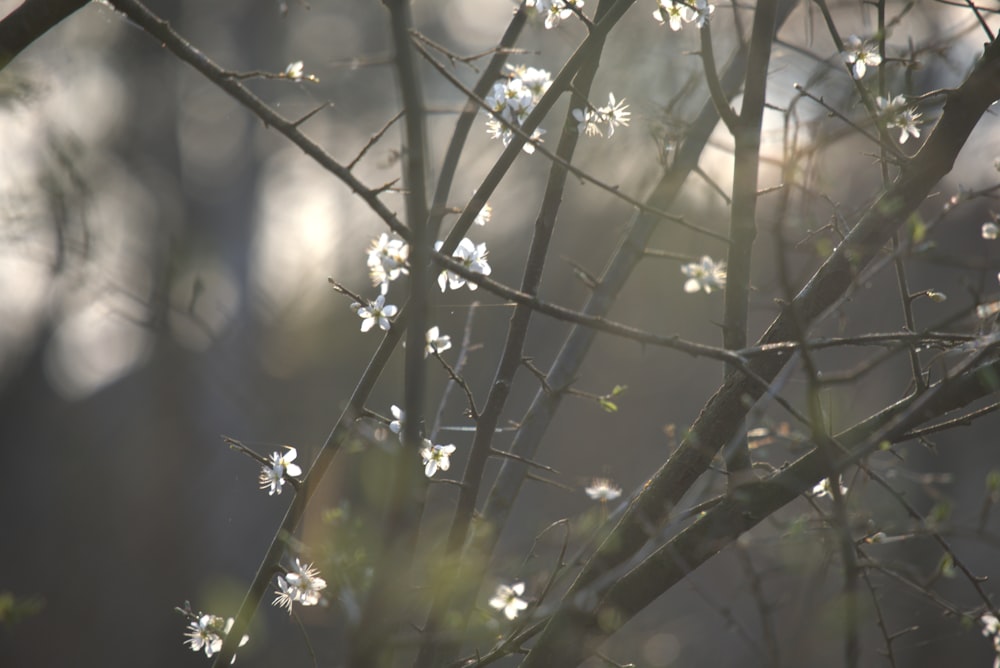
[
  {"left": 259, "top": 446, "right": 303, "bottom": 496},
  {"left": 282, "top": 60, "right": 317, "bottom": 82},
  {"left": 356, "top": 295, "right": 398, "bottom": 332},
  {"left": 367, "top": 233, "right": 409, "bottom": 294},
  {"left": 183, "top": 613, "right": 248, "bottom": 663},
  {"left": 983, "top": 221, "right": 999, "bottom": 240},
  {"left": 681, "top": 256, "right": 727, "bottom": 294},
  {"left": 425, "top": 327, "right": 452, "bottom": 357},
  {"left": 420, "top": 440, "right": 456, "bottom": 477},
  {"left": 876, "top": 95, "right": 922, "bottom": 144},
  {"left": 527, "top": 0, "right": 583, "bottom": 30},
  {"left": 483, "top": 65, "right": 552, "bottom": 152},
  {"left": 812, "top": 476, "right": 847, "bottom": 499},
  {"left": 435, "top": 238, "right": 492, "bottom": 292},
  {"left": 273, "top": 559, "right": 328, "bottom": 614},
  {"left": 284, "top": 61, "right": 304, "bottom": 80},
  {"left": 843, "top": 35, "right": 882, "bottom": 79},
  {"left": 389, "top": 405, "right": 405, "bottom": 435},
  {"left": 572, "top": 107, "right": 603, "bottom": 137},
  {"left": 653, "top": 0, "right": 687, "bottom": 30},
  {"left": 684, "top": 0, "right": 715, "bottom": 27},
  {"left": 489, "top": 582, "right": 529, "bottom": 620},
  {"left": 585, "top": 478, "right": 622, "bottom": 501},
  {"left": 597, "top": 92, "right": 630, "bottom": 137},
  {"left": 474, "top": 202, "right": 492, "bottom": 227}
]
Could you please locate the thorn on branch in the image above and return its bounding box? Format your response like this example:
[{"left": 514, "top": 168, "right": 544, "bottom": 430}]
[
  {"left": 348, "top": 109, "right": 404, "bottom": 169},
  {"left": 490, "top": 447, "right": 559, "bottom": 474},
  {"left": 373, "top": 178, "right": 401, "bottom": 195}
]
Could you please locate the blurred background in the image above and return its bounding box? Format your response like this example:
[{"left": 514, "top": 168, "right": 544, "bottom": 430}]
[{"left": 3, "top": 0, "right": 1000, "bottom": 666}]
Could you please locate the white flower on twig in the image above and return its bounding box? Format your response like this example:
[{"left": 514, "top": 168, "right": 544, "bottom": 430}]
[
  {"left": 273, "top": 559, "right": 327, "bottom": 614},
  {"left": 843, "top": 35, "right": 882, "bottom": 79},
  {"left": 489, "top": 582, "right": 529, "bottom": 620},
  {"left": 259, "top": 446, "right": 303, "bottom": 496},
  {"left": 436, "top": 238, "right": 492, "bottom": 292},
  {"left": 356, "top": 295, "right": 398, "bottom": 332},
  {"left": 420, "top": 440, "right": 456, "bottom": 477},
  {"left": 681, "top": 256, "right": 727, "bottom": 294},
  {"left": 425, "top": 327, "right": 452, "bottom": 357},
  {"left": 183, "top": 613, "right": 248, "bottom": 663},
  {"left": 876, "top": 94, "right": 922, "bottom": 144}
]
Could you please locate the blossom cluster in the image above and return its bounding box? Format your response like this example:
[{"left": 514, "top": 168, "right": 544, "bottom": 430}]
[
  {"left": 527, "top": 0, "right": 584, "bottom": 30},
  {"left": 272, "top": 558, "right": 328, "bottom": 614},
  {"left": 183, "top": 612, "right": 248, "bottom": 663},
  {"left": 368, "top": 233, "right": 409, "bottom": 295},
  {"left": 572, "top": 92, "right": 631, "bottom": 138},
  {"left": 653, "top": 0, "right": 715, "bottom": 31},
  {"left": 484, "top": 64, "right": 552, "bottom": 153},
  {"left": 358, "top": 228, "right": 490, "bottom": 333}
]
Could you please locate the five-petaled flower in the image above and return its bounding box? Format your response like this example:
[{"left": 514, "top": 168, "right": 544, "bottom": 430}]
[
  {"left": 259, "top": 446, "right": 303, "bottom": 496},
  {"left": 653, "top": 0, "right": 687, "bottom": 30},
  {"left": 876, "top": 94, "right": 922, "bottom": 144},
  {"left": 272, "top": 558, "right": 328, "bottom": 614},
  {"left": 585, "top": 478, "right": 622, "bottom": 502},
  {"left": 489, "top": 582, "right": 529, "bottom": 620},
  {"left": 843, "top": 35, "right": 882, "bottom": 78},
  {"left": 356, "top": 295, "right": 398, "bottom": 332},
  {"left": 681, "top": 256, "right": 727, "bottom": 294},
  {"left": 183, "top": 613, "right": 248, "bottom": 663},
  {"left": 425, "top": 327, "right": 452, "bottom": 357},
  {"left": 420, "top": 440, "right": 456, "bottom": 477},
  {"left": 436, "top": 238, "right": 492, "bottom": 292}
]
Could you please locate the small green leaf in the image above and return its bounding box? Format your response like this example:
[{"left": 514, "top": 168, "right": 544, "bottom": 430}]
[{"left": 598, "top": 397, "right": 618, "bottom": 413}]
